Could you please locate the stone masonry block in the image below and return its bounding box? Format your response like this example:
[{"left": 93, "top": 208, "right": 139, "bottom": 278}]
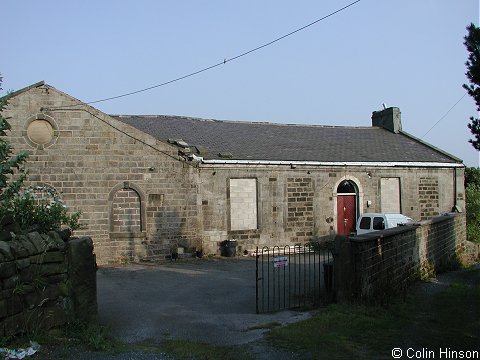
[
  {"left": 17, "top": 235, "right": 39, "bottom": 256},
  {"left": 40, "top": 263, "right": 67, "bottom": 276},
  {"left": 6, "top": 294, "right": 22, "bottom": 316},
  {"left": 0, "top": 262, "right": 16, "bottom": 279},
  {"left": 27, "top": 232, "right": 48, "bottom": 253},
  {"left": 40, "top": 251, "right": 65, "bottom": 263},
  {"left": 15, "top": 258, "right": 30, "bottom": 271},
  {"left": 46, "top": 231, "right": 66, "bottom": 251},
  {"left": 0, "top": 299, "right": 7, "bottom": 318},
  {"left": 0, "top": 289, "right": 13, "bottom": 301},
  {"left": 8, "top": 241, "right": 29, "bottom": 259},
  {"left": 0, "top": 245, "right": 13, "bottom": 260}
]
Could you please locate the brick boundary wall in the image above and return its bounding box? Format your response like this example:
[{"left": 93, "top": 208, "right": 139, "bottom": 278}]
[
  {"left": 334, "top": 213, "right": 466, "bottom": 301},
  {"left": 0, "top": 233, "right": 97, "bottom": 338}
]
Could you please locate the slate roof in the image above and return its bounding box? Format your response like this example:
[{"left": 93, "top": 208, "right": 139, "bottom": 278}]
[{"left": 112, "top": 115, "right": 460, "bottom": 163}]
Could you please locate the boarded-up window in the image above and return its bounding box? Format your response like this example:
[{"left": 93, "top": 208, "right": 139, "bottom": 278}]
[
  {"left": 381, "top": 178, "right": 400, "bottom": 213},
  {"left": 230, "top": 179, "right": 257, "bottom": 230}
]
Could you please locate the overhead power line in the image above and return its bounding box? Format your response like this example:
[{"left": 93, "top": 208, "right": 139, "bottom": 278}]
[
  {"left": 82, "top": 0, "right": 361, "bottom": 106},
  {"left": 421, "top": 92, "right": 468, "bottom": 139}
]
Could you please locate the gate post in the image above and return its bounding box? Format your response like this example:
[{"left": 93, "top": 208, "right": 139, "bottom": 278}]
[{"left": 333, "top": 235, "right": 356, "bottom": 302}]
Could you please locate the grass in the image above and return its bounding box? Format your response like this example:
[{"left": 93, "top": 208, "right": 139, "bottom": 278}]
[
  {"left": 160, "top": 339, "right": 253, "bottom": 360},
  {"left": 268, "top": 267, "right": 480, "bottom": 359},
  {"left": 268, "top": 303, "right": 408, "bottom": 359},
  {"left": 2, "top": 324, "right": 252, "bottom": 360}
]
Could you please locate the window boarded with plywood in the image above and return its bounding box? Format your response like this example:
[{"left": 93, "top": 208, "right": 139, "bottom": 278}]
[
  {"left": 381, "top": 178, "right": 401, "bottom": 213},
  {"left": 229, "top": 178, "right": 258, "bottom": 230}
]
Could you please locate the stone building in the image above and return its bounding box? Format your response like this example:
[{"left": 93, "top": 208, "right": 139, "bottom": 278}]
[{"left": 3, "top": 82, "right": 465, "bottom": 264}]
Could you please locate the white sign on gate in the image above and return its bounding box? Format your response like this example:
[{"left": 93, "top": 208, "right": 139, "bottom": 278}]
[{"left": 273, "top": 256, "right": 288, "bottom": 268}]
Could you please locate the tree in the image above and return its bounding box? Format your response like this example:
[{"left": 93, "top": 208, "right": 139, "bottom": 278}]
[
  {"left": 465, "top": 167, "right": 480, "bottom": 244},
  {"left": 463, "top": 23, "right": 480, "bottom": 150},
  {"left": 0, "top": 74, "right": 28, "bottom": 223}
]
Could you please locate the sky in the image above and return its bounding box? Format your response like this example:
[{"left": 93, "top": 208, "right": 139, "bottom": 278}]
[{"left": 2, "top": 0, "right": 480, "bottom": 166}]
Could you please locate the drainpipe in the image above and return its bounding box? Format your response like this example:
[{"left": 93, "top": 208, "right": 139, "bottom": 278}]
[{"left": 453, "top": 167, "right": 458, "bottom": 211}]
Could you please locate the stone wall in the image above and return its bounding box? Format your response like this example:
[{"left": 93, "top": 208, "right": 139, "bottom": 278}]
[
  {"left": 198, "top": 165, "right": 464, "bottom": 255},
  {"left": 334, "top": 213, "right": 466, "bottom": 301},
  {"left": 0, "top": 233, "right": 97, "bottom": 338}
]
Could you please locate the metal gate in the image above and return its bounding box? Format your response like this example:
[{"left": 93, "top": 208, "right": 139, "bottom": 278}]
[{"left": 255, "top": 242, "right": 333, "bottom": 313}]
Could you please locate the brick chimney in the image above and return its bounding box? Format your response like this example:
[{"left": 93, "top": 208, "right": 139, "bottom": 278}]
[{"left": 371, "top": 107, "right": 402, "bottom": 133}]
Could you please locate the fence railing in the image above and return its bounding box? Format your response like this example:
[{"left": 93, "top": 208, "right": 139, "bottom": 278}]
[{"left": 255, "top": 242, "right": 333, "bottom": 313}]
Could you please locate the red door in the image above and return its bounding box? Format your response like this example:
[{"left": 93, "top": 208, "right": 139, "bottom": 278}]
[{"left": 337, "top": 195, "right": 356, "bottom": 235}]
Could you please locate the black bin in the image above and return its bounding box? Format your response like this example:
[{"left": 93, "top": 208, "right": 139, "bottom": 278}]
[{"left": 220, "top": 240, "right": 237, "bottom": 257}]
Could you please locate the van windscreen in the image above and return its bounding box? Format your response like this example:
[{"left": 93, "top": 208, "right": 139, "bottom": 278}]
[{"left": 373, "top": 217, "right": 385, "bottom": 230}]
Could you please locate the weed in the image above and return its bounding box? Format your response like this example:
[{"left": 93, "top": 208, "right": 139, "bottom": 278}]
[
  {"left": 63, "top": 321, "right": 125, "bottom": 353},
  {"left": 247, "top": 322, "right": 282, "bottom": 331},
  {"left": 420, "top": 261, "right": 436, "bottom": 281}
]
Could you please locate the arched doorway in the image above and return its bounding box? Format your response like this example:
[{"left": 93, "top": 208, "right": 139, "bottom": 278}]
[{"left": 336, "top": 179, "right": 358, "bottom": 235}]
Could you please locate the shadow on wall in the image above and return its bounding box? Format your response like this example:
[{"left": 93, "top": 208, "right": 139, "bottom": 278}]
[
  {"left": 425, "top": 215, "right": 463, "bottom": 275},
  {"left": 151, "top": 206, "right": 189, "bottom": 260}
]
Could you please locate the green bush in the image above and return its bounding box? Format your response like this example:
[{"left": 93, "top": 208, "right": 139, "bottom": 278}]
[
  {"left": 466, "top": 184, "right": 480, "bottom": 244},
  {"left": 11, "top": 186, "right": 83, "bottom": 233}
]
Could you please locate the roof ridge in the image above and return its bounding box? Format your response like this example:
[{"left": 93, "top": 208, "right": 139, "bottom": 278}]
[
  {"left": 110, "top": 114, "right": 374, "bottom": 129},
  {"left": 1, "top": 80, "right": 45, "bottom": 100}
]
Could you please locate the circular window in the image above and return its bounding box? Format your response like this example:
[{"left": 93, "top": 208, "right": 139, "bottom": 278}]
[
  {"left": 26, "top": 120, "right": 54, "bottom": 145},
  {"left": 23, "top": 113, "right": 58, "bottom": 149}
]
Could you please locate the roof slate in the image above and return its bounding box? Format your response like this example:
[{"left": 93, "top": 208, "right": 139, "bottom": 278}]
[{"left": 112, "top": 115, "right": 460, "bottom": 163}]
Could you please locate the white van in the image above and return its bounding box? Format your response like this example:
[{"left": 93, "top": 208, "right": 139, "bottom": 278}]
[{"left": 356, "top": 213, "right": 414, "bottom": 235}]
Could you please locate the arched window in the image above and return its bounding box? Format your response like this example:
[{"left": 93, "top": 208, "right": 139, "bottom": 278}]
[
  {"left": 109, "top": 182, "right": 146, "bottom": 234},
  {"left": 111, "top": 188, "right": 142, "bottom": 233},
  {"left": 337, "top": 180, "right": 356, "bottom": 194}
]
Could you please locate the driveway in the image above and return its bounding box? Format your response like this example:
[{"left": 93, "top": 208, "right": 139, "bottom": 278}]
[{"left": 97, "top": 257, "right": 311, "bottom": 346}]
